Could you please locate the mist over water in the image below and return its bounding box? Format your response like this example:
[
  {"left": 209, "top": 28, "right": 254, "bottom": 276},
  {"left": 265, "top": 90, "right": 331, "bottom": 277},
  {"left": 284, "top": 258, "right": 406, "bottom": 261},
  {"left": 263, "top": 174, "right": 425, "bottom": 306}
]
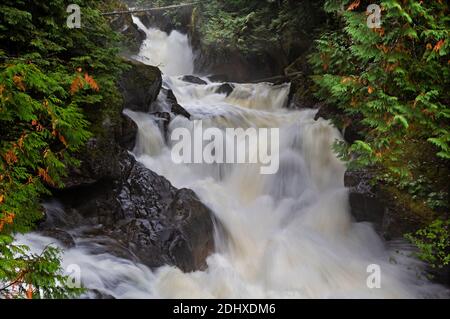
[{"left": 17, "top": 18, "right": 448, "bottom": 299}]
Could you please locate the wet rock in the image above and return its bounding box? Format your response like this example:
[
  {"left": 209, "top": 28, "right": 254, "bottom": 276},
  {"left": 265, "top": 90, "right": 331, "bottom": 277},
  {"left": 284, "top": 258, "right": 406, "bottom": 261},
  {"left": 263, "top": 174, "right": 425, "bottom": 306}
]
[
  {"left": 151, "top": 111, "right": 171, "bottom": 138},
  {"left": 216, "top": 83, "right": 234, "bottom": 96},
  {"left": 345, "top": 170, "right": 385, "bottom": 234},
  {"left": 150, "top": 112, "right": 171, "bottom": 142},
  {"left": 39, "top": 229, "right": 76, "bottom": 249},
  {"left": 119, "top": 113, "right": 138, "bottom": 150},
  {"left": 166, "top": 89, "right": 178, "bottom": 104},
  {"left": 67, "top": 137, "right": 122, "bottom": 188},
  {"left": 166, "top": 188, "right": 216, "bottom": 271},
  {"left": 345, "top": 170, "right": 424, "bottom": 240},
  {"left": 166, "top": 89, "right": 191, "bottom": 119},
  {"left": 181, "top": 75, "right": 207, "bottom": 85},
  {"left": 346, "top": 169, "right": 450, "bottom": 287},
  {"left": 53, "top": 152, "right": 215, "bottom": 272},
  {"left": 86, "top": 289, "right": 115, "bottom": 300},
  {"left": 193, "top": 45, "right": 285, "bottom": 83},
  {"left": 110, "top": 153, "right": 215, "bottom": 271},
  {"left": 119, "top": 59, "right": 162, "bottom": 113},
  {"left": 171, "top": 103, "right": 191, "bottom": 119},
  {"left": 207, "top": 74, "right": 230, "bottom": 83}
]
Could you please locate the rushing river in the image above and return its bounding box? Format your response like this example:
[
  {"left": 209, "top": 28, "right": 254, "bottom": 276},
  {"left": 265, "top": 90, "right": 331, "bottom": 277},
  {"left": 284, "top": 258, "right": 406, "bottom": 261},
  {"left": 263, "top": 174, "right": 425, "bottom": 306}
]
[{"left": 17, "top": 18, "right": 448, "bottom": 299}]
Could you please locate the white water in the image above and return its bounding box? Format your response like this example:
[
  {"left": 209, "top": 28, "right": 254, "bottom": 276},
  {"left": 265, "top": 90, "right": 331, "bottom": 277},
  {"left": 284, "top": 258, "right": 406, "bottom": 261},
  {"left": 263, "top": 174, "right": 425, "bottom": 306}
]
[
  {"left": 132, "top": 16, "right": 194, "bottom": 76},
  {"left": 17, "top": 20, "right": 448, "bottom": 299}
]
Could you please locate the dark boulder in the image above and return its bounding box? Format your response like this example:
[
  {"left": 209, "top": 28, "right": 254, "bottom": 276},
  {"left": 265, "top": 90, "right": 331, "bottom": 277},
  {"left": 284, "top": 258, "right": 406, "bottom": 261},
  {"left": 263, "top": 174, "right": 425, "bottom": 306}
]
[
  {"left": 106, "top": 153, "right": 215, "bottom": 271},
  {"left": 166, "top": 89, "right": 191, "bottom": 119},
  {"left": 151, "top": 112, "right": 171, "bottom": 139},
  {"left": 50, "top": 152, "right": 215, "bottom": 272},
  {"left": 64, "top": 136, "right": 122, "bottom": 189},
  {"left": 346, "top": 169, "right": 450, "bottom": 287},
  {"left": 345, "top": 170, "right": 386, "bottom": 234},
  {"left": 345, "top": 169, "right": 431, "bottom": 240},
  {"left": 207, "top": 74, "right": 230, "bottom": 83},
  {"left": 171, "top": 103, "right": 191, "bottom": 119},
  {"left": 216, "top": 83, "right": 234, "bottom": 96},
  {"left": 119, "top": 59, "right": 162, "bottom": 113},
  {"left": 119, "top": 113, "right": 138, "bottom": 150},
  {"left": 181, "top": 75, "right": 207, "bottom": 85},
  {"left": 166, "top": 89, "right": 178, "bottom": 104},
  {"left": 193, "top": 45, "right": 285, "bottom": 83}
]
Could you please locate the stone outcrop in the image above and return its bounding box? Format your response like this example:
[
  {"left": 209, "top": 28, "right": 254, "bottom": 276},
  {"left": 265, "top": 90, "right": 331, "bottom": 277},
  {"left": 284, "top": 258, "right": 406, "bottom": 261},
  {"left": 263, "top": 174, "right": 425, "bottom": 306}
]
[
  {"left": 47, "top": 152, "right": 214, "bottom": 272},
  {"left": 119, "top": 59, "right": 163, "bottom": 113},
  {"left": 44, "top": 56, "right": 214, "bottom": 273},
  {"left": 181, "top": 75, "right": 207, "bottom": 85},
  {"left": 166, "top": 89, "right": 191, "bottom": 119},
  {"left": 344, "top": 169, "right": 435, "bottom": 240},
  {"left": 216, "top": 83, "right": 234, "bottom": 96}
]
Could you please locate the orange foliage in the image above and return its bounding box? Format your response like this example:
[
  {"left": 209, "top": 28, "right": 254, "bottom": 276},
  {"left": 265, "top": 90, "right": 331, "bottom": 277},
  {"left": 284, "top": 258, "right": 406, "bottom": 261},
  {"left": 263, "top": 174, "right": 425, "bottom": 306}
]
[
  {"left": 373, "top": 28, "right": 385, "bottom": 37},
  {"left": 347, "top": 0, "right": 360, "bottom": 11},
  {"left": 4, "top": 149, "right": 18, "bottom": 165},
  {"left": 58, "top": 134, "right": 68, "bottom": 147},
  {"left": 13, "top": 75, "right": 26, "bottom": 91},
  {"left": 70, "top": 77, "right": 83, "bottom": 95},
  {"left": 84, "top": 73, "right": 99, "bottom": 92},
  {"left": 31, "top": 120, "right": 44, "bottom": 132},
  {"left": 70, "top": 72, "right": 100, "bottom": 94},
  {"left": 376, "top": 44, "right": 390, "bottom": 54},
  {"left": 26, "top": 284, "right": 33, "bottom": 299},
  {"left": 37, "top": 167, "right": 54, "bottom": 186},
  {"left": 17, "top": 133, "right": 27, "bottom": 150},
  {"left": 0, "top": 212, "right": 15, "bottom": 232},
  {"left": 434, "top": 39, "right": 445, "bottom": 52}
]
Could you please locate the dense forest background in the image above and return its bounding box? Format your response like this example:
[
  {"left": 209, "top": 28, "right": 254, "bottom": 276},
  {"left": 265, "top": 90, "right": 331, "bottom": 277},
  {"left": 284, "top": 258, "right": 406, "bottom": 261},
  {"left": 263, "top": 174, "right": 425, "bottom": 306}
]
[{"left": 1, "top": 0, "right": 449, "bottom": 298}]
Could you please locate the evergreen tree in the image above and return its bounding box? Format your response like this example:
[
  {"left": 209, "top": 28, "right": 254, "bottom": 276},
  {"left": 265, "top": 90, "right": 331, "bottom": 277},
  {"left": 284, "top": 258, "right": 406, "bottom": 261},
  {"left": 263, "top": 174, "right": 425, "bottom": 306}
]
[
  {"left": 0, "top": 0, "right": 125, "bottom": 298},
  {"left": 310, "top": 0, "right": 449, "bottom": 268}
]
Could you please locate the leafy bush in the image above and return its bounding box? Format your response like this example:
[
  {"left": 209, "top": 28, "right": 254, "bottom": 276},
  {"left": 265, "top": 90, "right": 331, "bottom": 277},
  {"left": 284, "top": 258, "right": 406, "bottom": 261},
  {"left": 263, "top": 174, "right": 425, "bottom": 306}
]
[
  {"left": 310, "top": 0, "right": 449, "bottom": 267},
  {"left": 0, "top": 0, "right": 125, "bottom": 298},
  {"left": 405, "top": 219, "right": 450, "bottom": 269},
  {"left": 148, "top": 0, "right": 324, "bottom": 56}
]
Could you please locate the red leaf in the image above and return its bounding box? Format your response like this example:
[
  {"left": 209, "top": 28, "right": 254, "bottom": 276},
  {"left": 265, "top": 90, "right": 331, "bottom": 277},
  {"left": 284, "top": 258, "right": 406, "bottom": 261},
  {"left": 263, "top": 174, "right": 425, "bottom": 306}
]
[
  {"left": 26, "top": 284, "right": 33, "bottom": 299},
  {"left": 84, "top": 73, "right": 99, "bottom": 92},
  {"left": 37, "top": 167, "right": 54, "bottom": 186},
  {"left": 70, "top": 76, "right": 83, "bottom": 95},
  {"left": 434, "top": 39, "right": 445, "bottom": 52},
  {"left": 13, "top": 75, "right": 26, "bottom": 91},
  {"left": 347, "top": 0, "right": 361, "bottom": 11}
]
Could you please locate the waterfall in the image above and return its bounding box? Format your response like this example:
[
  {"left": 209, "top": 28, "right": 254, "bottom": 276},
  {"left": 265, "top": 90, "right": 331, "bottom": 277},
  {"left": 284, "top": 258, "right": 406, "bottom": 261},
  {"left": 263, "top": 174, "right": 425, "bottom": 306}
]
[
  {"left": 131, "top": 16, "right": 194, "bottom": 76},
  {"left": 16, "top": 19, "right": 448, "bottom": 299}
]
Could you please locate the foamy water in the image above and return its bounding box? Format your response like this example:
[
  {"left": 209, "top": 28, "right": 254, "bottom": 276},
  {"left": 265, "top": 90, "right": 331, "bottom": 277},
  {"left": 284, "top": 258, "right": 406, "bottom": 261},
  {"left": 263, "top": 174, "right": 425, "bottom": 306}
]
[{"left": 16, "top": 17, "right": 448, "bottom": 299}]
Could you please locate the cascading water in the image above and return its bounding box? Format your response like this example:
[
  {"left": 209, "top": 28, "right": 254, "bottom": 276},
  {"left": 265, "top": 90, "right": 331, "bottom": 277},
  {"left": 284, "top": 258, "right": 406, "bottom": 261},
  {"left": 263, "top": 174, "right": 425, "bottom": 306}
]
[{"left": 17, "top": 18, "right": 448, "bottom": 299}]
